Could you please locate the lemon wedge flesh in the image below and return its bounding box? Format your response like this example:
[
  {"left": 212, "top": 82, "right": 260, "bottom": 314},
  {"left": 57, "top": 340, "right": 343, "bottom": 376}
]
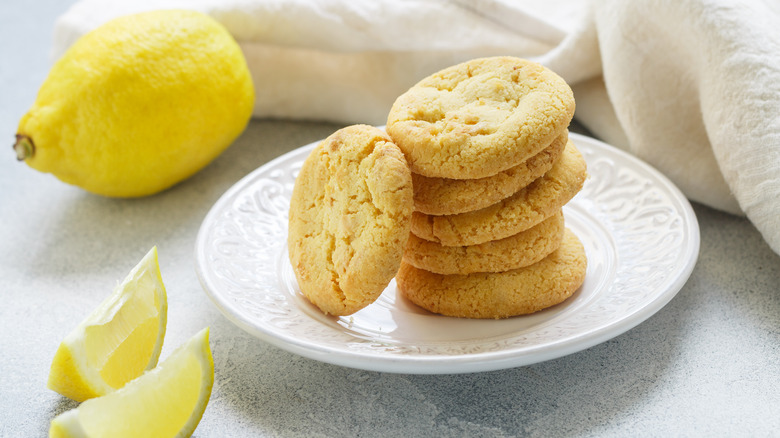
[
  {"left": 49, "top": 327, "right": 214, "bottom": 438},
  {"left": 47, "top": 247, "right": 167, "bottom": 402}
]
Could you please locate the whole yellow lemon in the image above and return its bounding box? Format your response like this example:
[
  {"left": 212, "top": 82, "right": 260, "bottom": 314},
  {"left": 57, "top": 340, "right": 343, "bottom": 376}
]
[{"left": 14, "top": 9, "right": 255, "bottom": 197}]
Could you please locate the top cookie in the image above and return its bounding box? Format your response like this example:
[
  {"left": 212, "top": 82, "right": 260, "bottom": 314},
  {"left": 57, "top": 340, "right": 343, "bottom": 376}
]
[
  {"left": 386, "top": 56, "right": 575, "bottom": 179},
  {"left": 287, "top": 125, "right": 414, "bottom": 316}
]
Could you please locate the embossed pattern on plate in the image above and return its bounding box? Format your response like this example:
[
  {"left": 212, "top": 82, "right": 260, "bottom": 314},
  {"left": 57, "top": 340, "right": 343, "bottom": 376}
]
[{"left": 195, "top": 132, "right": 700, "bottom": 374}]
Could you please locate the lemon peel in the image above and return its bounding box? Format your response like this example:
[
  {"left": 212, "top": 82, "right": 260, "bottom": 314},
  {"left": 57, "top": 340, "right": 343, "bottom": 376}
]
[
  {"left": 47, "top": 247, "right": 167, "bottom": 402},
  {"left": 15, "top": 9, "right": 255, "bottom": 197},
  {"left": 49, "top": 327, "right": 214, "bottom": 438}
]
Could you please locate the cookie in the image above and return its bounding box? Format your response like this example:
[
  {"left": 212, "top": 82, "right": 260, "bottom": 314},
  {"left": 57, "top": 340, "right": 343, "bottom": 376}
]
[
  {"left": 410, "top": 140, "right": 586, "bottom": 246},
  {"left": 386, "top": 56, "right": 575, "bottom": 179},
  {"left": 403, "top": 210, "right": 565, "bottom": 275},
  {"left": 412, "top": 132, "right": 567, "bottom": 215},
  {"left": 396, "top": 229, "right": 587, "bottom": 319},
  {"left": 287, "top": 125, "right": 413, "bottom": 316}
]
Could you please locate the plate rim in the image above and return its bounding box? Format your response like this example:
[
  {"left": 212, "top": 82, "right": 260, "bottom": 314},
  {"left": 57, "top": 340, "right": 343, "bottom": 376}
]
[{"left": 194, "top": 131, "right": 700, "bottom": 374}]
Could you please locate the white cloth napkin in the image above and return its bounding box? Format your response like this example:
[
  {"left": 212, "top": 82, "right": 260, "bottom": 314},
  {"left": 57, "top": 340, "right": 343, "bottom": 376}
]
[{"left": 52, "top": 0, "right": 780, "bottom": 255}]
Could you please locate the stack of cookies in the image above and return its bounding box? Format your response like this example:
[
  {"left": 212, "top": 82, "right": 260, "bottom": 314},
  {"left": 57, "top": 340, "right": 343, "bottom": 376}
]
[
  {"left": 287, "top": 56, "right": 587, "bottom": 319},
  {"left": 386, "top": 56, "right": 588, "bottom": 319}
]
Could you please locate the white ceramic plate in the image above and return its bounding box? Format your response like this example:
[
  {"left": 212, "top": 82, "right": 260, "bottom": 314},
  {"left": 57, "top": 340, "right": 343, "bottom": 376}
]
[{"left": 195, "top": 132, "right": 699, "bottom": 374}]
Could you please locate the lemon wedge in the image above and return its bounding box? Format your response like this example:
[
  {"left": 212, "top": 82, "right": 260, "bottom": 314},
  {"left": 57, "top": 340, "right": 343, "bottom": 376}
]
[
  {"left": 49, "top": 327, "right": 214, "bottom": 438},
  {"left": 47, "top": 247, "right": 168, "bottom": 402}
]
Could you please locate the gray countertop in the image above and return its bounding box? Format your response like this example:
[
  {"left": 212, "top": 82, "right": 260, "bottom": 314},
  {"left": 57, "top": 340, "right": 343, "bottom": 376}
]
[{"left": 2, "top": 1, "right": 779, "bottom": 437}]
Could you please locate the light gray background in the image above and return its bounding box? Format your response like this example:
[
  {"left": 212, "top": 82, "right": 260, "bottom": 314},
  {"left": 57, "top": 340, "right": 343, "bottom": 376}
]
[{"left": 1, "top": 1, "right": 778, "bottom": 436}]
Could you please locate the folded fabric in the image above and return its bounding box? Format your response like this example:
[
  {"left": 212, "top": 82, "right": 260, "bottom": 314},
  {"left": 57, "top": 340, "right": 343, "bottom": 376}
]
[{"left": 52, "top": 0, "right": 780, "bottom": 255}]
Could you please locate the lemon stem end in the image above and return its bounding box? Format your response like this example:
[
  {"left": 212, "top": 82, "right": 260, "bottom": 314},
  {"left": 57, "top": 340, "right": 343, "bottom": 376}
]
[{"left": 14, "top": 134, "right": 34, "bottom": 161}]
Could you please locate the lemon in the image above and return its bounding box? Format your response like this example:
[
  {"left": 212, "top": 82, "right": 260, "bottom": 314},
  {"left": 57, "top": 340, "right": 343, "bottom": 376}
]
[
  {"left": 49, "top": 327, "right": 214, "bottom": 438},
  {"left": 14, "top": 10, "right": 254, "bottom": 197},
  {"left": 48, "top": 247, "right": 168, "bottom": 402}
]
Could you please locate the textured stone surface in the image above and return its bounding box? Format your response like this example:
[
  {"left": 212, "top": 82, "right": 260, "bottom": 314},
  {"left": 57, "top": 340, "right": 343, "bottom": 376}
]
[{"left": 1, "top": 2, "right": 779, "bottom": 436}]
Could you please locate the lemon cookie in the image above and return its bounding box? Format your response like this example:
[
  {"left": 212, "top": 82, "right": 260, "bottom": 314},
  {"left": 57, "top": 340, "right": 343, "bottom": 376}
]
[
  {"left": 288, "top": 125, "right": 413, "bottom": 316},
  {"left": 397, "top": 229, "right": 587, "bottom": 319},
  {"left": 386, "top": 56, "right": 575, "bottom": 179},
  {"left": 412, "top": 132, "right": 567, "bottom": 215},
  {"left": 403, "top": 210, "right": 565, "bottom": 275},
  {"left": 411, "top": 141, "right": 586, "bottom": 246}
]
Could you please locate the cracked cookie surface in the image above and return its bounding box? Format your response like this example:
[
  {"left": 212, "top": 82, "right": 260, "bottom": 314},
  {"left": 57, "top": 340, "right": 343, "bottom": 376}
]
[
  {"left": 386, "top": 56, "right": 575, "bottom": 179},
  {"left": 287, "top": 125, "right": 413, "bottom": 316}
]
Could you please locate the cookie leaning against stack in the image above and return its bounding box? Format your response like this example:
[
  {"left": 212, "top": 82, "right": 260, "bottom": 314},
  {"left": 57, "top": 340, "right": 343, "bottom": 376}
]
[
  {"left": 387, "top": 56, "right": 587, "bottom": 319},
  {"left": 287, "top": 125, "right": 414, "bottom": 316}
]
